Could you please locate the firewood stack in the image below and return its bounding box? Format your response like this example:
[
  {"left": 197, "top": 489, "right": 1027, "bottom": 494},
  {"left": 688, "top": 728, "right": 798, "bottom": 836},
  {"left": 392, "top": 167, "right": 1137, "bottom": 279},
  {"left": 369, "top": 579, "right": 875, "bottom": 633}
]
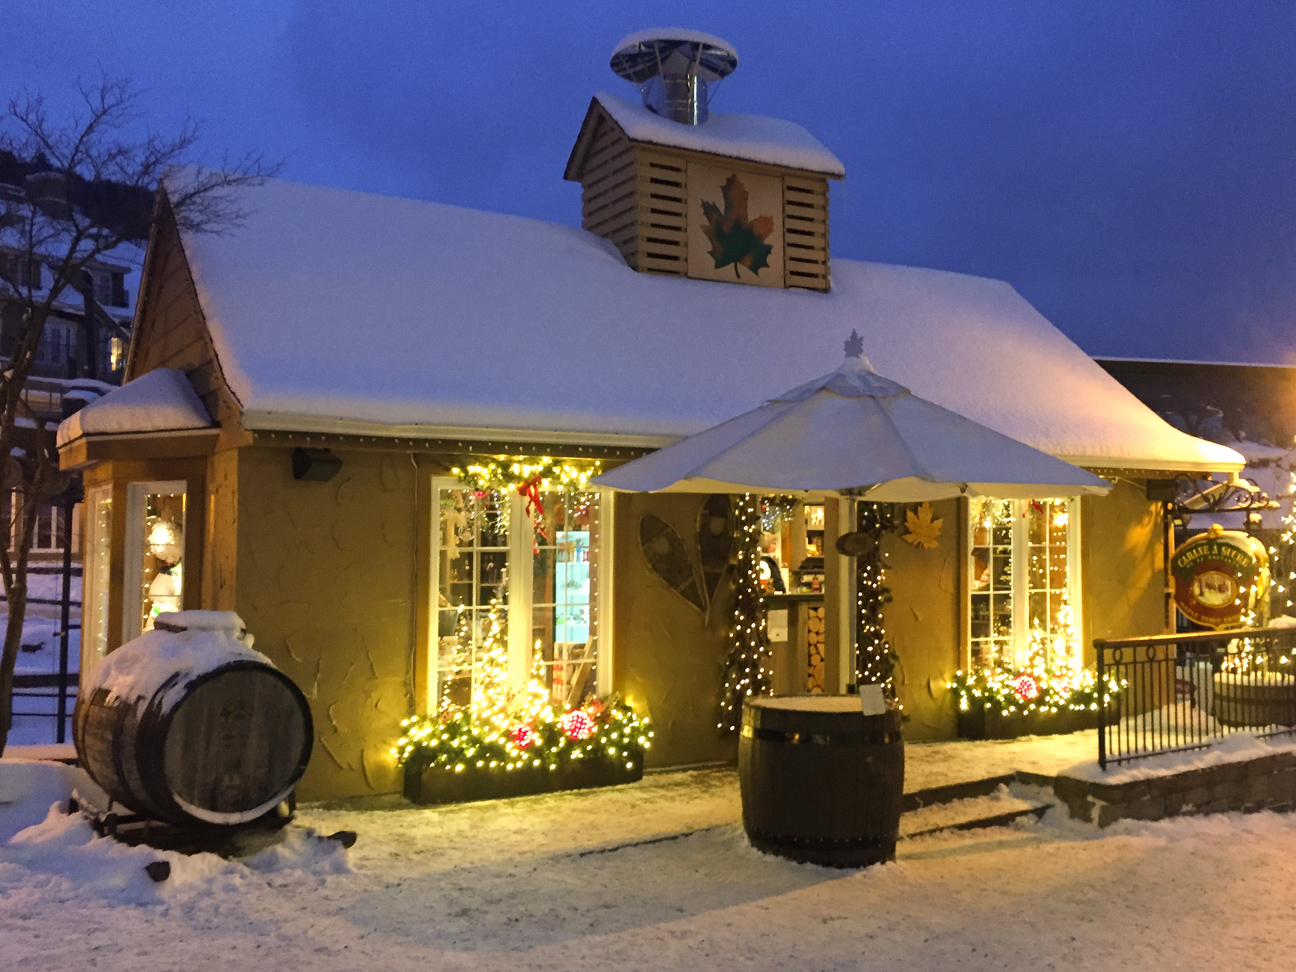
[{"left": 807, "top": 606, "right": 826, "bottom": 693}]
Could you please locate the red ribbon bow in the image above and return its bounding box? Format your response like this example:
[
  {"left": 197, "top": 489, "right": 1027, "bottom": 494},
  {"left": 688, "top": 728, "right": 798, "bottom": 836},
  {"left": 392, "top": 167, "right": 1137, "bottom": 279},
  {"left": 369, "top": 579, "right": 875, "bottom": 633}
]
[{"left": 518, "top": 474, "right": 548, "bottom": 550}]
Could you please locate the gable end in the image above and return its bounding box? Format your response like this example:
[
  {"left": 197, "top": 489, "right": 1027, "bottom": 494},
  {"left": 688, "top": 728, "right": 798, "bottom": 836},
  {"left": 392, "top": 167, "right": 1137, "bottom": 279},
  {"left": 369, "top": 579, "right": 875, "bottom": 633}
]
[{"left": 127, "top": 191, "right": 242, "bottom": 427}]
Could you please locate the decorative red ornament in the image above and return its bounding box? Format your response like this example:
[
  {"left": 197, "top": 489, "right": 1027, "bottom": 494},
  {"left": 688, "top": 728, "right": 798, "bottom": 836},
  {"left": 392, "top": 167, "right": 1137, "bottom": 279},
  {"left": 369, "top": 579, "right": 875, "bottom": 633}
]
[
  {"left": 1011, "top": 673, "right": 1040, "bottom": 702},
  {"left": 559, "top": 710, "right": 596, "bottom": 740},
  {"left": 511, "top": 724, "right": 537, "bottom": 749},
  {"left": 517, "top": 475, "right": 545, "bottom": 517},
  {"left": 584, "top": 698, "right": 605, "bottom": 720}
]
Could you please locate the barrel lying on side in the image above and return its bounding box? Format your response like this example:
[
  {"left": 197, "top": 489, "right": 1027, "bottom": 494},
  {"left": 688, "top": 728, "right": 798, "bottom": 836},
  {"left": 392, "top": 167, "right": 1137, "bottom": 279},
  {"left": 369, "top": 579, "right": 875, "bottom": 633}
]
[
  {"left": 739, "top": 695, "right": 904, "bottom": 867},
  {"left": 74, "top": 611, "right": 313, "bottom": 827}
]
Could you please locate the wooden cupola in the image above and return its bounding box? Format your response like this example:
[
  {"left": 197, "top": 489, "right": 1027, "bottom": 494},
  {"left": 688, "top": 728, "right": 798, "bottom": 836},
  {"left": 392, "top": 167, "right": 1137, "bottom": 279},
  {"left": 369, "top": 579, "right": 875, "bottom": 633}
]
[{"left": 564, "top": 30, "right": 844, "bottom": 292}]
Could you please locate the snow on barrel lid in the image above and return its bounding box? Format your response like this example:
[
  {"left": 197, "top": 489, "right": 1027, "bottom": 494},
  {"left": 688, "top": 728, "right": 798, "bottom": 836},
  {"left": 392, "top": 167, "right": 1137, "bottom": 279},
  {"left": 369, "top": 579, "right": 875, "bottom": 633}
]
[
  {"left": 86, "top": 611, "right": 266, "bottom": 710},
  {"left": 154, "top": 610, "right": 249, "bottom": 639}
]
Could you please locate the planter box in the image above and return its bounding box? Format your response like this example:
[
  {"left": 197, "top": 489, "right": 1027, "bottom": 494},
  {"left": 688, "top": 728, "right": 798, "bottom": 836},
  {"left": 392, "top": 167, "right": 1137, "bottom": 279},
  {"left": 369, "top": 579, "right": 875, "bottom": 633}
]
[
  {"left": 404, "top": 754, "right": 643, "bottom": 806},
  {"left": 958, "top": 705, "right": 1099, "bottom": 741}
]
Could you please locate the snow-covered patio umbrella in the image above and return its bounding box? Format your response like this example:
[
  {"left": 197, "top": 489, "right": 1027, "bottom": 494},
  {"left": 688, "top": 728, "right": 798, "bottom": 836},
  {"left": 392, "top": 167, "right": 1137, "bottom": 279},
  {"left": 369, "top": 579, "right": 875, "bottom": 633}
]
[{"left": 595, "top": 331, "right": 1110, "bottom": 501}]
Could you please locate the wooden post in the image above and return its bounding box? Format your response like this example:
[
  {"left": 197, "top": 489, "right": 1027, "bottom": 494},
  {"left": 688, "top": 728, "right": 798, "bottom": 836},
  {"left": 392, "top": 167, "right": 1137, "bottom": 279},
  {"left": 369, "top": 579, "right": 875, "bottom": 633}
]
[{"left": 823, "top": 498, "right": 854, "bottom": 694}]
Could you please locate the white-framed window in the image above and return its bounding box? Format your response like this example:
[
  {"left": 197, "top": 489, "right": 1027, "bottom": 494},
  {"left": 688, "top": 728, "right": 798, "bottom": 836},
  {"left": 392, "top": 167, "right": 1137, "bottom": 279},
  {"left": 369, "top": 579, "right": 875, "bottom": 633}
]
[
  {"left": 81, "top": 486, "right": 112, "bottom": 677},
  {"left": 428, "top": 479, "right": 611, "bottom": 714},
  {"left": 9, "top": 495, "right": 81, "bottom": 555},
  {"left": 34, "top": 319, "right": 75, "bottom": 368},
  {"left": 122, "top": 481, "right": 186, "bottom": 642},
  {"left": 0, "top": 252, "right": 40, "bottom": 290},
  {"left": 90, "top": 270, "right": 114, "bottom": 306},
  {"left": 966, "top": 497, "right": 1081, "bottom": 670}
]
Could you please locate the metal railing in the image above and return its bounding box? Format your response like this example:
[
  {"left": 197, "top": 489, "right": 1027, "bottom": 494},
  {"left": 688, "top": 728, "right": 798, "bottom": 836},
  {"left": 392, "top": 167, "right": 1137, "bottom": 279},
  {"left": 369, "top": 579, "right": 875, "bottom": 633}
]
[
  {"left": 12, "top": 671, "right": 78, "bottom": 737},
  {"left": 1096, "top": 627, "right": 1296, "bottom": 769}
]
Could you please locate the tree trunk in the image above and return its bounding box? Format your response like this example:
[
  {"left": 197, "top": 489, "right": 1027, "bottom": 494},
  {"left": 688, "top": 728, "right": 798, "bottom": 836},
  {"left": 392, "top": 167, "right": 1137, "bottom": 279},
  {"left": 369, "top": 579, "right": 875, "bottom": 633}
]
[
  {"left": 0, "top": 485, "right": 45, "bottom": 755},
  {"left": 0, "top": 573, "right": 29, "bottom": 751}
]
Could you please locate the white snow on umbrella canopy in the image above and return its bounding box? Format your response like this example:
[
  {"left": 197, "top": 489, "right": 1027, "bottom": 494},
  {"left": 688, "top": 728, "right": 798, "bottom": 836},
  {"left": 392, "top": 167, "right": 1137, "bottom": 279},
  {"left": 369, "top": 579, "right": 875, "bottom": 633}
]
[
  {"left": 55, "top": 367, "right": 212, "bottom": 447},
  {"left": 596, "top": 343, "right": 1112, "bottom": 500},
  {"left": 83, "top": 611, "right": 266, "bottom": 712},
  {"left": 588, "top": 91, "right": 845, "bottom": 176},
  {"left": 175, "top": 176, "right": 1242, "bottom": 473}
]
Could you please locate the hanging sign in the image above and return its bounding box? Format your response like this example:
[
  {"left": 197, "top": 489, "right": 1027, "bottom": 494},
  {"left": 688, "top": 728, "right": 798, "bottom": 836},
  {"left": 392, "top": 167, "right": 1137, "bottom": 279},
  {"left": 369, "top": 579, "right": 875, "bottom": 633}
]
[
  {"left": 835, "top": 531, "right": 877, "bottom": 558},
  {"left": 1169, "top": 524, "right": 1270, "bottom": 629},
  {"left": 687, "top": 163, "right": 784, "bottom": 287}
]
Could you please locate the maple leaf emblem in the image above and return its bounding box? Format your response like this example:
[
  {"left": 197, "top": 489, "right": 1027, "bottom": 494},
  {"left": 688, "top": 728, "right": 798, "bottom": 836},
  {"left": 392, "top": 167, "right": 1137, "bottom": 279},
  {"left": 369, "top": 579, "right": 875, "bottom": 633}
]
[
  {"left": 902, "top": 503, "right": 943, "bottom": 550},
  {"left": 700, "top": 174, "right": 775, "bottom": 278}
]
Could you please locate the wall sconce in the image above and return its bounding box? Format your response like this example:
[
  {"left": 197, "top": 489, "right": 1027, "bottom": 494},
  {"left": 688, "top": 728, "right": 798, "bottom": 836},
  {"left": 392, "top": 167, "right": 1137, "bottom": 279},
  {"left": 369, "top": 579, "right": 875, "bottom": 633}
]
[{"left": 292, "top": 447, "right": 342, "bottom": 482}]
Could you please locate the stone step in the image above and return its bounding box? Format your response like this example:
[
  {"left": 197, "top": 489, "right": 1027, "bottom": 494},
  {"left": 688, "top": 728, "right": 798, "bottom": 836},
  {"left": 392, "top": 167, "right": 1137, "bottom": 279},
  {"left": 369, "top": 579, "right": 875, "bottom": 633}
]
[{"left": 900, "top": 784, "right": 1051, "bottom": 839}]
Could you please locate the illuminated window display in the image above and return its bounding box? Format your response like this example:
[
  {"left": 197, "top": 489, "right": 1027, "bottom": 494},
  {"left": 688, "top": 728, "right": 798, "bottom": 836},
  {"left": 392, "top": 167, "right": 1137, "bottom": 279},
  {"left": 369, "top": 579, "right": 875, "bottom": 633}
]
[
  {"left": 967, "top": 497, "right": 1080, "bottom": 669},
  {"left": 433, "top": 480, "right": 601, "bottom": 713},
  {"left": 124, "top": 481, "right": 186, "bottom": 640}
]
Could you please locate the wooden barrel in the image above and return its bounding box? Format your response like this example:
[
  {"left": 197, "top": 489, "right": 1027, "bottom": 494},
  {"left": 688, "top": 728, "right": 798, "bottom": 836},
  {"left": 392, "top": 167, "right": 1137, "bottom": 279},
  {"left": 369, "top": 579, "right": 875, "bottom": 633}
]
[
  {"left": 1211, "top": 673, "right": 1296, "bottom": 728},
  {"left": 739, "top": 695, "right": 903, "bottom": 867},
  {"left": 74, "top": 612, "right": 312, "bottom": 827}
]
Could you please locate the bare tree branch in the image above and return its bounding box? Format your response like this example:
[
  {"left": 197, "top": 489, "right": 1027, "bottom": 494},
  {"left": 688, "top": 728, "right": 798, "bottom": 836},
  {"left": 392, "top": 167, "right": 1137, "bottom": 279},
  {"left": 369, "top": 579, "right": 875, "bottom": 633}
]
[{"left": 0, "top": 76, "right": 279, "bottom": 753}]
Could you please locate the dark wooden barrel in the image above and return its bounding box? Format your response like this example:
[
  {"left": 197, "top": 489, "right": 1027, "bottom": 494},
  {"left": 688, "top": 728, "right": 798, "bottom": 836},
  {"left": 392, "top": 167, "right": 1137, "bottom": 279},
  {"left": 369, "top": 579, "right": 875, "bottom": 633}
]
[
  {"left": 74, "top": 620, "right": 313, "bottom": 827},
  {"left": 739, "top": 696, "right": 903, "bottom": 867}
]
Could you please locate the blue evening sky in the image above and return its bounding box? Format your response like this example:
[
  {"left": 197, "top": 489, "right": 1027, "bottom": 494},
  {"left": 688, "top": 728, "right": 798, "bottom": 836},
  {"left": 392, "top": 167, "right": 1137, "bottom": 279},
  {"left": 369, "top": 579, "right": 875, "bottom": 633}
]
[{"left": 6, "top": 1, "right": 1295, "bottom": 363}]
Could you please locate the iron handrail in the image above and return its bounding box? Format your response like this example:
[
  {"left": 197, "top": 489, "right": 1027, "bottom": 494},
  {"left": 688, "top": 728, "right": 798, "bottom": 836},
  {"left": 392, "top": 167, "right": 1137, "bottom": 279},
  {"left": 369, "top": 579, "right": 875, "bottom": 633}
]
[
  {"left": 1095, "top": 626, "right": 1296, "bottom": 651},
  {"left": 1095, "top": 626, "right": 1296, "bottom": 770}
]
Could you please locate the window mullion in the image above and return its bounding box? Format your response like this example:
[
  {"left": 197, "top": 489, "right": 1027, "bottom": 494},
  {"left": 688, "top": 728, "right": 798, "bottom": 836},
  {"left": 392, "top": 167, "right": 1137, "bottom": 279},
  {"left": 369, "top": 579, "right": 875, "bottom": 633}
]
[
  {"left": 508, "top": 491, "right": 532, "bottom": 690},
  {"left": 1012, "top": 500, "right": 1029, "bottom": 668}
]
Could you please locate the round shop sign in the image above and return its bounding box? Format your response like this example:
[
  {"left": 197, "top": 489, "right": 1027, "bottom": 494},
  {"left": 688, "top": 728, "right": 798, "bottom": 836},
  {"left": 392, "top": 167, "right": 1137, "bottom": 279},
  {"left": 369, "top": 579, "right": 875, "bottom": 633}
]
[{"left": 1170, "top": 525, "right": 1270, "bottom": 629}]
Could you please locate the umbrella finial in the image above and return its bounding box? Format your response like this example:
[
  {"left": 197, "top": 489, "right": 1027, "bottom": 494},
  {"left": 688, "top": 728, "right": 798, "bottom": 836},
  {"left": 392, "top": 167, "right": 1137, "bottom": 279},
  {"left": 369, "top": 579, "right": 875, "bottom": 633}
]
[
  {"left": 844, "top": 329, "right": 865, "bottom": 358},
  {"left": 841, "top": 329, "right": 876, "bottom": 373}
]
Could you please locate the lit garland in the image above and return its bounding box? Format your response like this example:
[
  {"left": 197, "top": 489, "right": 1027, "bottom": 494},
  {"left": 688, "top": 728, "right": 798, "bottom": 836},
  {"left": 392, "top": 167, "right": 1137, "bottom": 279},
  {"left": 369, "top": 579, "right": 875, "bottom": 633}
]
[
  {"left": 953, "top": 601, "right": 1124, "bottom": 716},
  {"left": 854, "top": 502, "right": 895, "bottom": 700},
  {"left": 451, "top": 456, "right": 601, "bottom": 500},
  {"left": 450, "top": 456, "right": 602, "bottom": 533},
  {"left": 395, "top": 612, "right": 652, "bottom": 776},
  {"left": 718, "top": 493, "right": 772, "bottom": 732}
]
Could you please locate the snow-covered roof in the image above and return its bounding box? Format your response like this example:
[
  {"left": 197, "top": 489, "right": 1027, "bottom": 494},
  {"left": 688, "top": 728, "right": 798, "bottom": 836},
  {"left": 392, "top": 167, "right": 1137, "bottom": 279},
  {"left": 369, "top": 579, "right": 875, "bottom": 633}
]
[
  {"left": 56, "top": 367, "right": 213, "bottom": 447},
  {"left": 167, "top": 176, "right": 1238, "bottom": 473},
  {"left": 590, "top": 92, "right": 845, "bottom": 178}
]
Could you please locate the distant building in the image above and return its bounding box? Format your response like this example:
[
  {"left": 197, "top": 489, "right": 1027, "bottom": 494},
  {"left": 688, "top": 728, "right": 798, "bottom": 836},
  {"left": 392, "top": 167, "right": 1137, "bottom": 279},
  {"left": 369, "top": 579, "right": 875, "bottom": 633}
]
[
  {"left": 1097, "top": 358, "right": 1296, "bottom": 531},
  {"left": 0, "top": 155, "right": 147, "bottom": 566}
]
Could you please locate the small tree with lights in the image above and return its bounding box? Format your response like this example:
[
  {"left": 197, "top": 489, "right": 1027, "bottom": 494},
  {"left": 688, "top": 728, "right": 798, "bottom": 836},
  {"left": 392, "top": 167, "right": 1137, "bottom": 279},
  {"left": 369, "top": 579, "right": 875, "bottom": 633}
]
[{"left": 718, "top": 493, "right": 771, "bottom": 732}]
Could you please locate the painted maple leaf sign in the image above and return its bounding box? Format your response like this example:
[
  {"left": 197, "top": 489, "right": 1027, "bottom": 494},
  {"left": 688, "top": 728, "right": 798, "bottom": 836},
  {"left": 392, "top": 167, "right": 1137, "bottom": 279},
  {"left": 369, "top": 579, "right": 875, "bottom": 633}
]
[{"left": 701, "top": 174, "right": 775, "bottom": 279}]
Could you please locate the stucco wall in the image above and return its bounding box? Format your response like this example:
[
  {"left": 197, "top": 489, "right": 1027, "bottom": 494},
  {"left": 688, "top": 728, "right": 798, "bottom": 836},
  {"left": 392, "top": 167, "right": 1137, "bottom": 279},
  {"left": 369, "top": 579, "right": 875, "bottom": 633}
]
[
  {"left": 613, "top": 492, "right": 737, "bottom": 768},
  {"left": 214, "top": 454, "right": 1164, "bottom": 791},
  {"left": 876, "top": 485, "right": 1166, "bottom": 742},
  {"left": 234, "top": 445, "right": 416, "bottom": 799},
  {"left": 882, "top": 499, "right": 961, "bottom": 741},
  {"left": 1081, "top": 478, "right": 1168, "bottom": 653}
]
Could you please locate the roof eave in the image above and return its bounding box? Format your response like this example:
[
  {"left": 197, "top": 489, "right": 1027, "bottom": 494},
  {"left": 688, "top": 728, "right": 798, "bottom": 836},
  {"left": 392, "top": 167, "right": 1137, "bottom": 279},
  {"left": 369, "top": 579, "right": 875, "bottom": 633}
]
[
  {"left": 1062, "top": 455, "right": 1247, "bottom": 476},
  {"left": 58, "top": 426, "right": 220, "bottom": 470},
  {"left": 240, "top": 409, "right": 678, "bottom": 451}
]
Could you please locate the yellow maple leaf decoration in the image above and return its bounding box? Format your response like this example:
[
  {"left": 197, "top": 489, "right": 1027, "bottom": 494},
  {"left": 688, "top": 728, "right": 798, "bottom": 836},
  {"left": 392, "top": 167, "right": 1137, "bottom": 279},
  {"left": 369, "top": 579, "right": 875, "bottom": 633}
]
[{"left": 902, "top": 502, "right": 943, "bottom": 549}]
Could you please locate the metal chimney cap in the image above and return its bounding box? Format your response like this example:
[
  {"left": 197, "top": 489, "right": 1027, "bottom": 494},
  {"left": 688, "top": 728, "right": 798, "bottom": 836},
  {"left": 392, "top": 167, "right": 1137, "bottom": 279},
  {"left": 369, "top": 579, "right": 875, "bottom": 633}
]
[{"left": 610, "top": 29, "right": 739, "bottom": 85}]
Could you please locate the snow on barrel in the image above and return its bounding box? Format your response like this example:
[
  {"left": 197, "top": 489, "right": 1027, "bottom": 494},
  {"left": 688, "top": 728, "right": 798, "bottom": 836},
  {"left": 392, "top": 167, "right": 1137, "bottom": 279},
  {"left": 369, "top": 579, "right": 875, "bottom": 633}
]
[{"left": 73, "top": 611, "right": 313, "bottom": 827}]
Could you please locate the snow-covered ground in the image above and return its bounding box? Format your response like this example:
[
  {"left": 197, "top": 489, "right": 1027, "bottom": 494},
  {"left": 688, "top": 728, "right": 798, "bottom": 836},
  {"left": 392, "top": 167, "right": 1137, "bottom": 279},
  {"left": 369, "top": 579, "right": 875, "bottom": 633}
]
[{"left": 5, "top": 745, "right": 1296, "bottom": 971}]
